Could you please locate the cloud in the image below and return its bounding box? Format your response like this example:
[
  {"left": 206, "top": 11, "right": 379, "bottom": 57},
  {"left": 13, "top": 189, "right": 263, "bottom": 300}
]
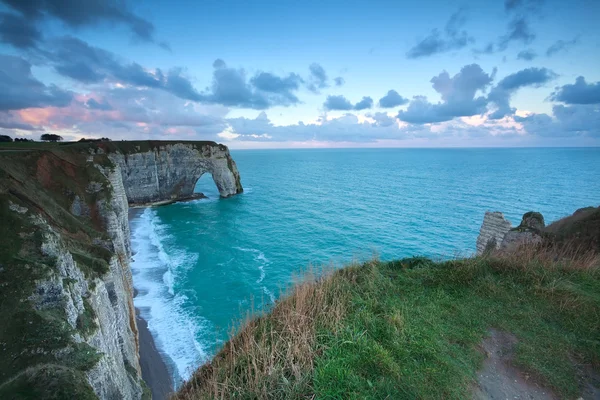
[
  {"left": 516, "top": 49, "right": 537, "bottom": 61},
  {"left": 0, "top": 113, "right": 40, "bottom": 130},
  {"left": 368, "top": 112, "right": 396, "bottom": 127},
  {"left": 250, "top": 72, "right": 303, "bottom": 104},
  {"left": 398, "top": 64, "right": 494, "bottom": 123},
  {"left": 207, "top": 60, "right": 304, "bottom": 109},
  {"left": 550, "top": 77, "right": 600, "bottom": 105},
  {"left": 334, "top": 77, "right": 345, "bottom": 86},
  {"left": 324, "top": 95, "right": 373, "bottom": 111},
  {"left": 44, "top": 39, "right": 303, "bottom": 109},
  {"left": 323, "top": 95, "right": 353, "bottom": 111},
  {"left": 0, "top": 54, "right": 73, "bottom": 111},
  {"left": 498, "top": 17, "right": 535, "bottom": 50},
  {"left": 86, "top": 98, "right": 112, "bottom": 111},
  {"left": 378, "top": 90, "right": 409, "bottom": 108},
  {"left": 546, "top": 37, "right": 579, "bottom": 57},
  {"left": 504, "top": 0, "right": 544, "bottom": 12},
  {"left": 0, "top": 0, "right": 159, "bottom": 43},
  {"left": 407, "top": 8, "right": 473, "bottom": 59},
  {"left": 516, "top": 104, "right": 600, "bottom": 137},
  {"left": 0, "top": 12, "right": 41, "bottom": 48},
  {"left": 488, "top": 67, "right": 556, "bottom": 119},
  {"left": 307, "top": 63, "right": 328, "bottom": 92},
  {"left": 354, "top": 97, "right": 373, "bottom": 110},
  {"left": 478, "top": 0, "right": 542, "bottom": 55}
]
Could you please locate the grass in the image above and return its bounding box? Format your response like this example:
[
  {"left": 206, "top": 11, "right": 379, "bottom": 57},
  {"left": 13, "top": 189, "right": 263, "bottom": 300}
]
[{"left": 174, "top": 248, "right": 599, "bottom": 399}]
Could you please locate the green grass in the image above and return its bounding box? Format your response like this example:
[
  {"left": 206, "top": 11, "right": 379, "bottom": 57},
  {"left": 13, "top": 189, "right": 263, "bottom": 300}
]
[
  {"left": 176, "top": 254, "right": 599, "bottom": 400},
  {"left": 313, "top": 257, "right": 598, "bottom": 399}
]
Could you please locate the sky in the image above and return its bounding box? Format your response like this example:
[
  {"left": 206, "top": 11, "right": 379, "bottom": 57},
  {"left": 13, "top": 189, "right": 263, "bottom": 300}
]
[{"left": 0, "top": 0, "right": 599, "bottom": 148}]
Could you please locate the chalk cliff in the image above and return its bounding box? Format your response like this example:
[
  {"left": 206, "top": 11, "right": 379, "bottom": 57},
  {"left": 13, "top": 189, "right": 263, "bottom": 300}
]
[
  {"left": 475, "top": 212, "right": 513, "bottom": 255},
  {"left": 105, "top": 141, "right": 243, "bottom": 205},
  {"left": 0, "top": 141, "right": 242, "bottom": 399},
  {"left": 476, "top": 211, "right": 546, "bottom": 255}
]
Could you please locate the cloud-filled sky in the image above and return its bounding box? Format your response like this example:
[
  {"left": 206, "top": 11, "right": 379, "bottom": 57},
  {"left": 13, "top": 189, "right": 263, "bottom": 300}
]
[{"left": 1, "top": 0, "right": 599, "bottom": 148}]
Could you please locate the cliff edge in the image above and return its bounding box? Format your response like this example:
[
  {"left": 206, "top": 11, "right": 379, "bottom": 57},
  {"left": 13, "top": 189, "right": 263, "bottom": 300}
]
[{"left": 0, "top": 141, "right": 242, "bottom": 399}]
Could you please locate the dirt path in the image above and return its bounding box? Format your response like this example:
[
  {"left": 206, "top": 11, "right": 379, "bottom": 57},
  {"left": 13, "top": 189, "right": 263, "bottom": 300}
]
[{"left": 472, "top": 329, "right": 557, "bottom": 400}]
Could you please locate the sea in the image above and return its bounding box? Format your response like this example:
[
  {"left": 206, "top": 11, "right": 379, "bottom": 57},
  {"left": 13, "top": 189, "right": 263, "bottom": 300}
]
[{"left": 128, "top": 147, "right": 600, "bottom": 387}]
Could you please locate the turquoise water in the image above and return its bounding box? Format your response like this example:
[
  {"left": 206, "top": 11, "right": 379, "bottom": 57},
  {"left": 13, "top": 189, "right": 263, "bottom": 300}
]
[{"left": 129, "top": 148, "right": 600, "bottom": 385}]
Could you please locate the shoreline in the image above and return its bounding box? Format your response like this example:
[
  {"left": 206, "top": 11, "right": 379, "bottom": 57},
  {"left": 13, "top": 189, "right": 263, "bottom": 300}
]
[
  {"left": 130, "top": 209, "right": 175, "bottom": 400},
  {"left": 135, "top": 301, "right": 174, "bottom": 400},
  {"left": 129, "top": 193, "right": 207, "bottom": 208}
]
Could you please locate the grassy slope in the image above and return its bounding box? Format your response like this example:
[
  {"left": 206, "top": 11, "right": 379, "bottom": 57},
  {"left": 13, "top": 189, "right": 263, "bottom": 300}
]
[
  {"left": 176, "top": 214, "right": 599, "bottom": 399},
  {"left": 0, "top": 148, "right": 119, "bottom": 398}
]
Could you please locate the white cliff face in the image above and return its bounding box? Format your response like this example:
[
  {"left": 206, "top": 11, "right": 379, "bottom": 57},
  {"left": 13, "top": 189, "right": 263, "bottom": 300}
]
[
  {"left": 476, "top": 211, "right": 546, "bottom": 255},
  {"left": 109, "top": 143, "right": 243, "bottom": 204},
  {"left": 86, "top": 163, "right": 142, "bottom": 399},
  {"left": 30, "top": 161, "right": 143, "bottom": 399},
  {"left": 476, "top": 212, "right": 512, "bottom": 255},
  {"left": 0, "top": 141, "right": 243, "bottom": 399}
]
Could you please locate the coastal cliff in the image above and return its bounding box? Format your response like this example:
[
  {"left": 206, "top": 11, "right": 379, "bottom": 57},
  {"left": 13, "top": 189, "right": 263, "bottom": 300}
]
[
  {"left": 104, "top": 141, "right": 243, "bottom": 205},
  {"left": 0, "top": 141, "right": 242, "bottom": 399}
]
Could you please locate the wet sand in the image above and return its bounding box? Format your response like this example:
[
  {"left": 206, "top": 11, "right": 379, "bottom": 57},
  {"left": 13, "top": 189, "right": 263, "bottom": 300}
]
[{"left": 136, "top": 300, "right": 174, "bottom": 400}]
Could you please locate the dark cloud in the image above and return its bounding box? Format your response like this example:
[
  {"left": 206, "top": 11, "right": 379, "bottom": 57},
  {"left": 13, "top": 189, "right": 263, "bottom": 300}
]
[
  {"left": 516, "top": 49, "right": 537, "bottom": 61},
  {"left": 406, "top": 8, "right": 473, "bottom": 59},
  {"left": 368, "top": 112, "right": 396, "bottom": 127},
  {"left": 398, "top": 64, "right": 494, "bottom": 123},
  {"left": 324, "top": 95, "right": 353, "bottom": 111},
  {"left": 86, "top": 98, "right": 113, "bottom": 111},
  {"left": 0, "top": 12, "right": 41, "bottom": 48},
  {"left": 334, "top": 77, "right": 345, "bottom": 86},
  {"left": 498, "top": 17, "right": 535, "bottom": 50},
  {"left": 473, "top": 42, "right": 495, "bottom": 55},
  {"left": 0, "top": 0, "right": 159, "bottom": 43},
  {"left": 0, "top": 115, "right": 39, "bottom": 130},
  {"left": 496, "top": 67, "right": 556, "bottom": 90},
  {"left": 516, "top": 104, "right": 600, "bottom": 137},
  {"left": 324, "top": 95, "right": 373, "bottom": 111},
  {"left": 504, "top": 0, "right": 544, "bottom": 12},
  {"left": 250, "top": 72, "right": 303, "bottom": 103},
  {"left": 0, "top": 54, "right": 73, "bottom": 111},
  {"left": 206, "top": 60, "right": 304, "bottom": 109},
  {"left": 488, "top": 67, "right": 556, "bottom": 119},
  {"left": 550, "top": 77, "right": 600, "bottom": 105},
  {"left": 43, "top": 38, "right": 305, "bottom": 109},
  {"left": 546, "top": 37, "right": 579, "bottom": 57},
  {"left": 48, "top": 37, "right": 206, "bottom": 101},
  {"left": 354, "top": 97, "right": 373, "bottom": 110},
  {"left": 307, "top": 63, "right": 328, "bottom": 92},
  {"left": 378, "top": 90, "right": 409, "bottom": 108}
]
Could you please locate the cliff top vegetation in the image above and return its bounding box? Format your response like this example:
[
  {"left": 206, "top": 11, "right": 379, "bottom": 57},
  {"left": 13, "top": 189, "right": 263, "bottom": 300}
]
[{"left": 174, "top": 208, "right": 600, "bottom": 400}]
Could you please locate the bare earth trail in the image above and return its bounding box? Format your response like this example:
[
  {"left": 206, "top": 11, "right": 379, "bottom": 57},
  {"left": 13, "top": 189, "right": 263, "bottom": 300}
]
[{"left": 473, "top": 329, "right": 600, "bottom": 400}]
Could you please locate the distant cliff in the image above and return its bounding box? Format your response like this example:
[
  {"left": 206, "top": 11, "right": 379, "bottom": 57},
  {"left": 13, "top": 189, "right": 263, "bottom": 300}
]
[
  {"left": 0, "top": 141, "right": 242, "bottom": 399},
  {"left": 476, "top": 207, "right": 599, "bottom": 255},
  {"left": 103, "top": 141, "right": 243, "bottom": 205}
]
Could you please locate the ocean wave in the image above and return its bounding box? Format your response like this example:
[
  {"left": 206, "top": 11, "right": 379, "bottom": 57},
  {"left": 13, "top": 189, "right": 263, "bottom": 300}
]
[
  {"left": 130, "top": 208, "right": 208, "bottom": 386},
  {"left": 234, "top": 246, "right": 274, "bottom": 302}
]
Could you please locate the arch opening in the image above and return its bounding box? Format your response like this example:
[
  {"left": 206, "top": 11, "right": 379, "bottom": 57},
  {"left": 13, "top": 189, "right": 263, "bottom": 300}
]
[{"left": 194, "top": 172, "right": 220, "bottom": 199}]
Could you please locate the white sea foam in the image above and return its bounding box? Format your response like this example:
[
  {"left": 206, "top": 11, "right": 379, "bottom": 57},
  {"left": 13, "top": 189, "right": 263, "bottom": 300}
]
[
  {"left": 234, "top": 246, "right": 275, "bottom": 303},
  {"left": 130, "top": 208, "right": 208, "bottom": 386}
]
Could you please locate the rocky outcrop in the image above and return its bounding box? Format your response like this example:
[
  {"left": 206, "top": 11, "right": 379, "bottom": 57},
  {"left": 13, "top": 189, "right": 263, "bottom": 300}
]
[
  {"left": 476, "top": 211, "right": 547, "bottom": 255},
  {"left": 106, "top": 142, "right": 243, "bottom": 205},
  {"left": 476, "top": 212, "right": 513, "bottom": 255},
  {"left": 0, "top": 141, "right": 243, "bottom": 399},
  {"left": 500, "top": 212, "right": 545, "bottom": 252}
]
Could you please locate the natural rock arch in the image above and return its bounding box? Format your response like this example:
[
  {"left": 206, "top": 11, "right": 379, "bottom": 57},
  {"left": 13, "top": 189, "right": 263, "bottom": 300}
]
[{"left": 107, "top": 141, "right": 243, "bottom": 205}]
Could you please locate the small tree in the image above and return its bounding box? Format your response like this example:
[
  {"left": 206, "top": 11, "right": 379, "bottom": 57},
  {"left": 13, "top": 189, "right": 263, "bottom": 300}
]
[
  {"left": 40, "top": 133, "right": 63, "bottom": 142},
  {"left": 0, "top": 135, "right": 13, "bottom": 142}
]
